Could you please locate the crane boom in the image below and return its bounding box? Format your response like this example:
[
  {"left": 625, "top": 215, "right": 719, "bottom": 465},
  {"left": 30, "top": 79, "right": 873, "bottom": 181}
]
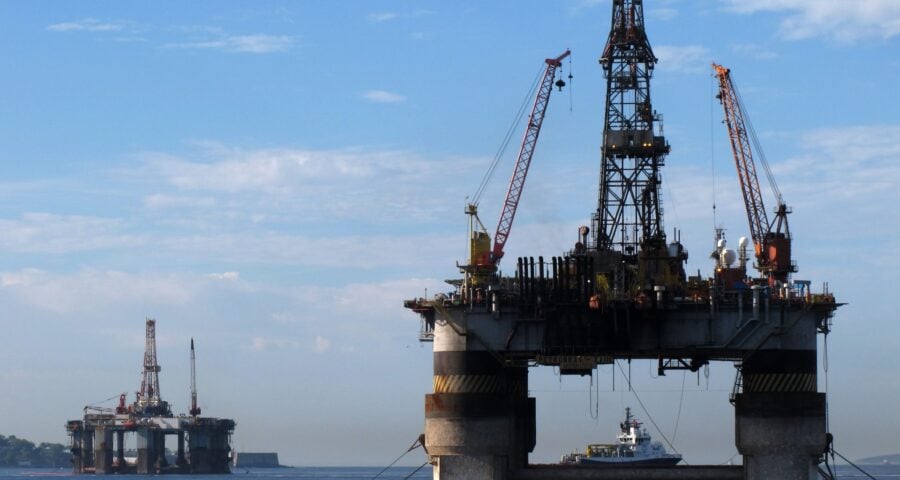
[
  {"left": 491, "top": 49, "right": 570, "bottom": 264},
  {"left": 713, "top": 63, "right": 794, "bottom": 282},
  {"left": 713, "top": 64, "right": 769, "bottom": 248},
  {"left": 189, "top": 337, "right": 201, "bottom": 416}
]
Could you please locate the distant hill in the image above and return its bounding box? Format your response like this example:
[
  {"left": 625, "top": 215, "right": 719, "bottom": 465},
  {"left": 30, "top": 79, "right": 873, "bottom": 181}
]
[
  {"left": 0, "top": 435, "right": 70, "bottom": 468},
  {"left": 857, "top": 453, "right": 900, "bottom": 465}
]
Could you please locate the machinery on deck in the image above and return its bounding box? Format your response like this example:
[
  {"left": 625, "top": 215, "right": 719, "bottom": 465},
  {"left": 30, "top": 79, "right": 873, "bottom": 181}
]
[{"left": 405, "top": 1, "right": 840, "bottom": 479}]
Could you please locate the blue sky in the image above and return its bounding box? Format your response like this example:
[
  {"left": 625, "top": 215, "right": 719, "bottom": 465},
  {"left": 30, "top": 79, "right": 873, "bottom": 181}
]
[{"left": 1, "top": 0, "right": 899, "bottom": 467}]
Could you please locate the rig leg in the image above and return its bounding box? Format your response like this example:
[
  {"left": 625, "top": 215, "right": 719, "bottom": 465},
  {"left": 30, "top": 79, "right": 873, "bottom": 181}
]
[
  {"left": 176, "top": 431, "right": 187, "bottom": 467},
  {"left": 69, "top": 426, "right": 84, "bottom": 473},
  {"left": 82, "top": 428, "right": 95, "bottom": 471},
  {"left": 93, "top": 427, "right": 113, "bottom": 474},
  {"left": 735, "top": 350, "right": 826, "bottom": 480},
  {"left": 136, "top": 428, "right": 158, "bottom": 474},
  {"left": 116, "top": 430, "right": 126, "bottom": 471},
  {"left": 425, "top": 321, "right": 534, "bottom": 480}
]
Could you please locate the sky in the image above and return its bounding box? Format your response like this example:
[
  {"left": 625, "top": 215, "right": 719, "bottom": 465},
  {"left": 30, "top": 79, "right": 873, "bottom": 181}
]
[{"left": 1, "top": 0, "right": 899, "bottom": 467}]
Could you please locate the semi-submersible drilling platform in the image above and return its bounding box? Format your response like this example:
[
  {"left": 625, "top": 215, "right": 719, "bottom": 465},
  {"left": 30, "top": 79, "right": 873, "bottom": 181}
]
[
  {"left": 405, "top": 1, "right": 840, "bottom": 479},
  {"left": 66, "top": 320, "right": 235, "bottom": 474}
]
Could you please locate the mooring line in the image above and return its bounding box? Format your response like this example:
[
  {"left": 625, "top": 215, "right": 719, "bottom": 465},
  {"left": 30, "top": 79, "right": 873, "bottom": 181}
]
[
  {"left": 831, "top": 447, "right": 877, "bottom": 480},
  {"left": 371, "top": 434, "right": 425, "bottom": 480},
  {"left": 402, "top": 461, "right": 430, "bottom": 479}
]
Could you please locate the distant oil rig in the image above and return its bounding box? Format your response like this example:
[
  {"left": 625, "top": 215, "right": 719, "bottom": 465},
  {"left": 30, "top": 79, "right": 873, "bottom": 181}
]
[
  {"left": 405, "top": 1, "right": 840, "bottom": 479},
  {"left": 66, "top": 319, "right": 236, "bottom": 474}
]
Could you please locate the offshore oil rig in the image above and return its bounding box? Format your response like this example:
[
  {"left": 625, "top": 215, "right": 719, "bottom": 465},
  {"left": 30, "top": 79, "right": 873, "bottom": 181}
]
[
  {"left": 405, "top": 1, "right": 840, "bottom": 479},
  {"left": 66, "top": 319, "right": 235, "bottom": 474}
]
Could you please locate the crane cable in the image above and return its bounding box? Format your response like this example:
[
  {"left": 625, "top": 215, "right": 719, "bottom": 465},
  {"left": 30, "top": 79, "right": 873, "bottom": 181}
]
[
  {"left": 615, "top": 361, "right": 685, "bottom": 463},
  {"left": 671, "top": 370, "right": 687, "bottom": 444},
  {"left": 471, "top": 64, "right": 545, "bottom": 206},
  {"left": 710, "top": 70, "right": 718, "bottom": 231},
  {"left": 729, "top": 72, "right": 783, "bottom": 205}
]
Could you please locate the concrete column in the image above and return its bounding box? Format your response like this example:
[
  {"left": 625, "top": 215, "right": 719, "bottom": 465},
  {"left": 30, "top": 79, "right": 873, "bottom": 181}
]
[
  {"left": 116, "top": 431, "right": 126, "bottom": 471},
  {"left": 82, "top": 428, "right": 95, "bottom": 470},
  {"left": 69, "top": 427, "right": 84, "bottom": 473},
  {"left": 187, "top": 427, "right": 210, "bottom": 473},
  {"left": 209, "top": 422, "right": 234, "bottom": 473},
  {"left": 425, "top": 319, "right": 533, "bottom": 480},
  {"left": 136, "top": 428, "right": 157, "bottom": 474},
  {"left": 735, "top": 349, "right": 826, "bottom": 480},
  {"left": 155, "top": 432, "right": 168, "bottom": 469},
  {"left": 93, "top": 427, "right": 113, "bottom": 474},
  {"left": 176, "top": 431, "right": 187, "bottom": 467}
]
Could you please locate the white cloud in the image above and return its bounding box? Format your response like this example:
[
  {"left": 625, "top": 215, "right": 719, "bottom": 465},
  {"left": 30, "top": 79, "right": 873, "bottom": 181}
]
[
  {"left": 247, "top": 336, "right": 304, "bottom": 352},
  {"left": 47, "top": 18, "right": 123, "bottom": 32},
  {"left": 0, "top": 269, "right": 197, "bottom": 314},
  {"left": 134, "top": 144, "right": 478, "bottom": 224},
  {"left": 368, "top": 12, "right": 399, "bottom": 22},
  {"left": 166, "top": 34, "right": 294, "bottom": 53},
  {"left": 143, "top": 193, "right": 216, "bottom": 210},
  {"left": 653, "top": 45, "right": 711, "bottom": 74},
  {"left": 0, "top": 213, "right": 139, "bottom": 254},
  {"left": 722, "top": 0, "right": 900, "bottom": 42},
  {"left": 649, "top": 7, "right": 679, "bottom": 21},
  {"left": 367, "top": 10, "right": 436, "bottom": 23},
  {"left": 362, "top": 90, "right": 406, "bottom": 103},
  {"left": 569, "top": 0, "right": 608, "bottom": 14},
  {"left": 731, "top": 43, "right": 779, "bottom": 60},
  {"left": 313, "top": 336, "right": 331, "bottom": 353},
  {"left": 206, "top": 271, "right": 239, "bottom": 281}
]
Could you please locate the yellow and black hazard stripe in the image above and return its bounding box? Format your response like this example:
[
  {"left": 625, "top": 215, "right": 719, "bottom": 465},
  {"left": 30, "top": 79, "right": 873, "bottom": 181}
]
[
  {"left": 433, "top": 374, "right": 526, "bottom": 395},
  {"left": 743, "top": 373, "right": 816, "bottom": 393}
]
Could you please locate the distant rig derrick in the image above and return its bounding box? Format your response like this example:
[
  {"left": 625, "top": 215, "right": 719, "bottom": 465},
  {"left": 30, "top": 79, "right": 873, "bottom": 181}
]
[
  {"left": 404, "top": 1, "right": 841, "bottom": 479},
  {"left": 66, "top": 319, "right": 235, "bottom": 475}
]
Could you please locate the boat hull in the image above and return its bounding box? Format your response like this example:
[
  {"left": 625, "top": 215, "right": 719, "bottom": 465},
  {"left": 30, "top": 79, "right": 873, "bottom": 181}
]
[{"left": 577, "top": 456, "right": 682, "bottom": 466}]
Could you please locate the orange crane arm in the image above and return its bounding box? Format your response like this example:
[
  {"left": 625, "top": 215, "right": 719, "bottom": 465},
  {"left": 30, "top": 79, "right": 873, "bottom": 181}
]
[
  {"left": 713, "top": 63, "right": 769, "bottom": 261},
  {"left": 491, "top": 49, "right": 570, "bottom": 264},
  {"left": 713, "top": 63, "right": 795, "bottom": 281}
]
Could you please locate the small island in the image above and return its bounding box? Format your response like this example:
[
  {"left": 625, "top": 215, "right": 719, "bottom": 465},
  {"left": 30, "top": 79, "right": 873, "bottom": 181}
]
[
  {"left": 857, "top": 453, "right": 900, "bottom": 465},
  {"left": 0, "top": 434, "right": 70, "bottom": 468}
]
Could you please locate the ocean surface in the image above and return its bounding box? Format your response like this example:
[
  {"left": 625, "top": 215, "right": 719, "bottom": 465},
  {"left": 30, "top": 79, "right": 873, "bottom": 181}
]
[{"left": 2, "top": 465, "right": 900, "bottom": 479}]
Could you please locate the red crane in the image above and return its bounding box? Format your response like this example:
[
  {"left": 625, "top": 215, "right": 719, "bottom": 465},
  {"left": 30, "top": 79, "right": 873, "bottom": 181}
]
[
  {"left": 489, "top": 49, "right": 570, "bottom": 265},
  {"left": 713, "top": 63, "right": 795, "bottom": 283}
]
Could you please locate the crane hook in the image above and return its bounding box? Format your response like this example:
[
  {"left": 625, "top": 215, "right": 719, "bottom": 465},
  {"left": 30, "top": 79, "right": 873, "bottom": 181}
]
[{"left": 555, "top": 78, "right": 566, "bottom": 91}]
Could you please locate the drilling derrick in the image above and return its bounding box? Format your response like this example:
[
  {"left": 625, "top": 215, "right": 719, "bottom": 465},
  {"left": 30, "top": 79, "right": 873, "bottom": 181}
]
[
  {"left": 590, "top": 0, "right": 685, "bottom": 297},
  {"left": 135, "top": 318, "right": 171, "bottom": 417},
  {"left": 593, "top": 0, "right": 669, "bottom": 255}
]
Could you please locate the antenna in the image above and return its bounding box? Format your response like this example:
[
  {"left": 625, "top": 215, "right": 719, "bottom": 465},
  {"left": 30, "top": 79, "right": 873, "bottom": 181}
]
[{"left": 190, "top": 338, "right": 201, "bottom": 416}]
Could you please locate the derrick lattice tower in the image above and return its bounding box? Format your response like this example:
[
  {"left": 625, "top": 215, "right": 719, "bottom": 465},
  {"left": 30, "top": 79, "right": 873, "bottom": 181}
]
[
  {"left": 592, "top": 0, "right": 670, "bottom": 254},
  {"left": 135, "top": 318, "right": 170, "bottom": 416}
]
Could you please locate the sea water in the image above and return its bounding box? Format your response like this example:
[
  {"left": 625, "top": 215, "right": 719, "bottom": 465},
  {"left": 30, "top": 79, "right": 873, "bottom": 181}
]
[{"left": 3, "top": 465, "right": 900, "bottom": 479}]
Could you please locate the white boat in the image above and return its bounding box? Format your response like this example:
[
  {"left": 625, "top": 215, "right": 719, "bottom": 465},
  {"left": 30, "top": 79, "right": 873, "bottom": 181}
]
[{"left": 561, "top": 407, "right": 682, "bottom": 466}]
